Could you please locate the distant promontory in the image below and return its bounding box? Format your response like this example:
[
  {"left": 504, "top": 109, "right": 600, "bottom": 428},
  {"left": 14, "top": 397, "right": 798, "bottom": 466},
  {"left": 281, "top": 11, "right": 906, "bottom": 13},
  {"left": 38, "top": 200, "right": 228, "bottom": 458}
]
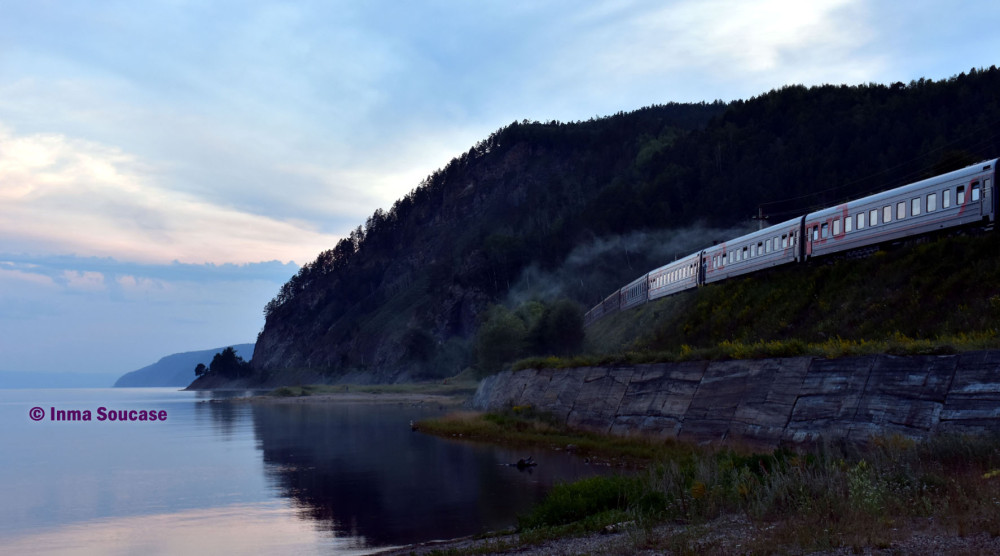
[{"left": 113, "top": 344, "right": 255, "bottom": 387}]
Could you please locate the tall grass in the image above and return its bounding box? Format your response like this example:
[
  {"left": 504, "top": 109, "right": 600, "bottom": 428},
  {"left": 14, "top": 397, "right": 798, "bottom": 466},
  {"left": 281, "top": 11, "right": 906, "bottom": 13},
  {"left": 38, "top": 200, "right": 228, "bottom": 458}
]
[
  {"left": 514, "top": 330, "right": 1000, "bottom": 370},
  {"left": 512, "top": 433, "right": 1000, "bottom": 552}
]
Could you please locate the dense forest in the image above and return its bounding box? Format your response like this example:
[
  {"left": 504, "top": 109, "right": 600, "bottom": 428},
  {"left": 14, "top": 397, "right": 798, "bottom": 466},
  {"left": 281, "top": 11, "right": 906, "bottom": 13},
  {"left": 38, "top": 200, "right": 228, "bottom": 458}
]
[{"left": 252, "top": 67, "right": 1000, "bottom": 383}]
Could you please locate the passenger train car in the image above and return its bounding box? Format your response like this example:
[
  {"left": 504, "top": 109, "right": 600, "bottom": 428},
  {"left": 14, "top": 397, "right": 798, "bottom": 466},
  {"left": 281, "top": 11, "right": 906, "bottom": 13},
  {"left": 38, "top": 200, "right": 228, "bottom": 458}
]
[{"left": 584, "top": 159, "right": 998, "bottom": 326}]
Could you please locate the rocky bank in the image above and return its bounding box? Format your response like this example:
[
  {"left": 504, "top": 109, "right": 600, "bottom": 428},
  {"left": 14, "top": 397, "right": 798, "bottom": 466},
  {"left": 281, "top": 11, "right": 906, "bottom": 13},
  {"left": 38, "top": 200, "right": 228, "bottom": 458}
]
[{"left": 473, "top": 351, "right": 1000, "bottom": 446}]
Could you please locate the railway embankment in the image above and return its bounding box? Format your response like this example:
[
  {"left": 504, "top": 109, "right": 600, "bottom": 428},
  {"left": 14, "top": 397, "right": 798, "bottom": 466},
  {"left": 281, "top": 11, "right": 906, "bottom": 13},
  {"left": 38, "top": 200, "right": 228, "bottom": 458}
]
[{"left": 473, "top": 350, "right": 1000, "bottom": 446}]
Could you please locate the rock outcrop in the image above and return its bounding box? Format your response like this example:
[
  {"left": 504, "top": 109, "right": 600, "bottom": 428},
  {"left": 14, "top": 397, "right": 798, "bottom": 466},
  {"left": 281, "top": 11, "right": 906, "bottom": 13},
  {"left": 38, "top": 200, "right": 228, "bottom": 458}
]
[{"left": 472, "top": 351, "right": 1000, "bottom": 446}]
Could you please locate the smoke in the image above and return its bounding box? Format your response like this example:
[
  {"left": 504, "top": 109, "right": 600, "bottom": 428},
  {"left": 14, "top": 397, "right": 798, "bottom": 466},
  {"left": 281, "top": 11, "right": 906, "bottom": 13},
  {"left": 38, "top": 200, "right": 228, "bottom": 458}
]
[{"left": 506, "top": 222, "right": 755, "bottom": 308}]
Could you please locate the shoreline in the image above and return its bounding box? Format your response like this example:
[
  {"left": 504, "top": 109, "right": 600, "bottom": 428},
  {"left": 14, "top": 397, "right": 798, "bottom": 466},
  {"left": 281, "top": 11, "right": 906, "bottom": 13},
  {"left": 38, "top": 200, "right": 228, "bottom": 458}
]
[
  {"left": 365, "top": 515, "right": 1000, "bottom": 555},
  {"left": 238, "top": 391, "right": 470, "bottom": 406}
]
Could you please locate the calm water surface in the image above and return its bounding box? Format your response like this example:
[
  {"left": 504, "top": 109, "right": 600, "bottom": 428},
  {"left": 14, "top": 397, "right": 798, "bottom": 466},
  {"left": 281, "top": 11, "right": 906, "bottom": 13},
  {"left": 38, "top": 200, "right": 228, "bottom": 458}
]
[{"left": 0, "top": 388, "right": 606, "bottom": 555}]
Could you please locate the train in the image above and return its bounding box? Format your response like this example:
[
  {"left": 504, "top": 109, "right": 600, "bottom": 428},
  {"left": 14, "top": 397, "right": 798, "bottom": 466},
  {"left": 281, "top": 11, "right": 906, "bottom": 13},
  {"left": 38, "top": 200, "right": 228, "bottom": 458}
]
[{"left": 584, "top": 158, "right": 999, "bottom": 326}]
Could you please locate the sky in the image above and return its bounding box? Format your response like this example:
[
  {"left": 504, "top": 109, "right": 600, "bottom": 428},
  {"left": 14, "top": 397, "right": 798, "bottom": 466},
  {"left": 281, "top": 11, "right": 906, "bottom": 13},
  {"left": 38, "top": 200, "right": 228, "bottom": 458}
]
[{"left": 2, "top": 0, "right": 999, "bottom": 379}]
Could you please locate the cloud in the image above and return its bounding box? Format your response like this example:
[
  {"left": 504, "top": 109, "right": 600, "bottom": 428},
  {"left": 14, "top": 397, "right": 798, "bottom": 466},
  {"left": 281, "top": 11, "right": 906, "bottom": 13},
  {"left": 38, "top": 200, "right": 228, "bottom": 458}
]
[
  {"left": 523, "top": 0, "right": 883, "bottom": 115},
  {"left": 61, "top": 270, "right": 106, "bottom": 292},
  {"left": 0, "top": 254, "right": 294, "bottom": 374},
  {"left": 0, "top": 125, "right": 342, "bottom": 265}
]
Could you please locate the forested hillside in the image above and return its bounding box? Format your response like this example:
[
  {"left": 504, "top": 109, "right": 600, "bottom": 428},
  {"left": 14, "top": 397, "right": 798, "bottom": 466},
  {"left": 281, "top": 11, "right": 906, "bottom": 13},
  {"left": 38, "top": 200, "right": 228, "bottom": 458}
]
[{"left": 254, "top": 67, "right": 1000, "bottom": 383}]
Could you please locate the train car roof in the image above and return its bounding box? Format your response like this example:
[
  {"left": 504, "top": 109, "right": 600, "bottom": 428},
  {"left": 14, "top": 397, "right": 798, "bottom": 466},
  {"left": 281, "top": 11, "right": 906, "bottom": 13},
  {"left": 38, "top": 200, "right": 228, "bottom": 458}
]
[
  {"left": 702, "top": 217, "right": 802, "bottom": 252},
  {"left": 806, "top": 158, "right": 998, "bottom": 220}
]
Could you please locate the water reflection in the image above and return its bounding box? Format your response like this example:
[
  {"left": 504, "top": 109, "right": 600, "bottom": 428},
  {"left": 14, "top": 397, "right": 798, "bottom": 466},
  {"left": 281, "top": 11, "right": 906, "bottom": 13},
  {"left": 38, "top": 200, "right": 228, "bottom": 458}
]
[
  {"left": 245, "top": 401, "right": 602, "bottom": 547},
  {"left": 0, "top": 389, "right": 608, "bottom": 554},
  {"left": 0, "top": 502, "right": 370, "bottom": 556}
]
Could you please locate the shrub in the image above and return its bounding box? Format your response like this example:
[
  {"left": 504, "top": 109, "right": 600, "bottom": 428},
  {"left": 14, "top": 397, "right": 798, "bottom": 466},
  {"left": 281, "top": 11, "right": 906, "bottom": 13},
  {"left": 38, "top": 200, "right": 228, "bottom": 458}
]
[{"left": 518, "top": 475, "right": 646, "bottom": 529}]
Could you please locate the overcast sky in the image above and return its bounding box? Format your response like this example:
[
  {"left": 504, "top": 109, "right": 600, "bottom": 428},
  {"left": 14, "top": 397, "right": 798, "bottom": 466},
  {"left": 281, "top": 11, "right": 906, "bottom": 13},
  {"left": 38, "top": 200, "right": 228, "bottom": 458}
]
[{"left": 2, "top": 0, "right": 999, "bottom": 378}]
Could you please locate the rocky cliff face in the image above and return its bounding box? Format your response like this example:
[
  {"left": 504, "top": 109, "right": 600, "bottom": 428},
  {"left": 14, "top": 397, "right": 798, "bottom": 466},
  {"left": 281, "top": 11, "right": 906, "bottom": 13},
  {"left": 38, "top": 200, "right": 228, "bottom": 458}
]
[{"left": 473, "top": 351, "right": 1000, "bottom": 446}]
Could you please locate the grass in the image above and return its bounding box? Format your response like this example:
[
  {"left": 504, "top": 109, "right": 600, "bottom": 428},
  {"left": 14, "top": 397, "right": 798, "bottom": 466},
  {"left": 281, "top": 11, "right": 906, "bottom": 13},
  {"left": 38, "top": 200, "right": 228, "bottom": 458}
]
[
  {"left": 416, "top": 406, "right": 700, "bottom": 465},
  {"left": 421, "top": 409, "right": 1000, "bottom": 553},
  {"left": 513, "top": 330, "right": 1000, "bottom": 370}
]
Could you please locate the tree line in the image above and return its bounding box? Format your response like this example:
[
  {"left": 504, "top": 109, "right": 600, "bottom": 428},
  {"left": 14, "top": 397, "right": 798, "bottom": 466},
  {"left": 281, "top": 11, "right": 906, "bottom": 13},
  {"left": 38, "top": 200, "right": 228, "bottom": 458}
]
[{"left": 194, "top": 347, "right": 252, "bottom": 380}]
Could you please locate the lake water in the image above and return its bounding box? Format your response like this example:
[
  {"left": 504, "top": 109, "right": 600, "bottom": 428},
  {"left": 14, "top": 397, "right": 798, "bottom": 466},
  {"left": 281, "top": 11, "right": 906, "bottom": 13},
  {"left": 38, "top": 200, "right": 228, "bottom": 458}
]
[{"left": 0, "top": 388, "right": 606, "bottom": 555}]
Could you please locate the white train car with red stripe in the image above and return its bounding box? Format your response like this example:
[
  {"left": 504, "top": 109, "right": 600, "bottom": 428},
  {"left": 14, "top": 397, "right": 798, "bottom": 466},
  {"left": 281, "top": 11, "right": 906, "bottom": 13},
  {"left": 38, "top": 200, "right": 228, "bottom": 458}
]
[{"left": 584, "top": 159, "right": 998, "bottom": 326}]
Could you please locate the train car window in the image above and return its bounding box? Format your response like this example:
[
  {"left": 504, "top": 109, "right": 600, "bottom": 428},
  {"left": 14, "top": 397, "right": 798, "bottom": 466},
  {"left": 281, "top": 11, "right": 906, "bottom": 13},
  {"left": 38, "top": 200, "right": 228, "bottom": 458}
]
[
  {"left": 833, "top": 219, "right": 841, "bottom": 235},
  {"left": 957, "top": 185, "right": 966, "bottom": 204},
  {"left": 870, "top": 208, "right": 878, "bottom": 226},
  {"left": 883, "top": 205, "right": 892, "bottom": 223},
  {"left": 811, "top": 225, "right": 819, "bottom": 240},
  {"left": 897, "top": 201, "right": 906, "bottom": 220},
  {"left": 741, "top": 246, "right": 747, "bottom": 260},
  {"left": 943, "top": 189, "right": 951, "bottom": 208},
  {"left": 911, "top": 198, "right": 921, "bottom": 216},
  {"left": 757, "top": 241, "right": 763, "bottom": 255},
  {"left": 764, "top": 240, "right": 771, "bottom": 254},
  {"left": 972, "top": 182, "right": 981, "bottom": 202},
  {"left": 927, "top": 193, "right": 937, "bottom": 211},
  {"left": 781, "top": 234, "right": 787, "bottom": 248},
  {"left": 821, "top": 222, "right": 829, "bottom": 238},
  {"left": 857, "top": 212, "right": 865, "bottom": 229},
  {"left": 845, "top": 216, "right": 853, "bottom": 233}
]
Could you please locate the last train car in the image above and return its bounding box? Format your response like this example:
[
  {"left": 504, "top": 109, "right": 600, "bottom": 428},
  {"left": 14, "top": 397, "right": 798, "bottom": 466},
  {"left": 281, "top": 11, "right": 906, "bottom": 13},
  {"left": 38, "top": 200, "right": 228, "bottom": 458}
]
[{"left": 804, "top": 159, "right": 998, "bottom": 259}]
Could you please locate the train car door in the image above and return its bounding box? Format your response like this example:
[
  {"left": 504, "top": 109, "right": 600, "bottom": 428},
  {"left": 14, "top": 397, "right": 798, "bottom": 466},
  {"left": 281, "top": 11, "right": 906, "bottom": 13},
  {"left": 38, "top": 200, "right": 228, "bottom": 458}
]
[{"left": 987, "top": 174, "right": 996, "bottom": 222}]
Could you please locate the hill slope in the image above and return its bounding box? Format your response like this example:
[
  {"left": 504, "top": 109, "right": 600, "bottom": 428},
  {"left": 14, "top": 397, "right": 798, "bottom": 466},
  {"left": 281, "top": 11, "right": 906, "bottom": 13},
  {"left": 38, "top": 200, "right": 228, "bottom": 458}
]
[{"left": 254, "top": 67, "right": 1000, "bottom": 383}]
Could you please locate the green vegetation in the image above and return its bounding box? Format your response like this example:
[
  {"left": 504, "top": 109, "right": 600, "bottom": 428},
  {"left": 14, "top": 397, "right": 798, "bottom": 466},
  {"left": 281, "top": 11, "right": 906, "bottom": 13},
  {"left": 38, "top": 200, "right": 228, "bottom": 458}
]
[
  {"left": 474, "top": 299, "right": 584, "bottom": 375},
  {"left": 511, "top": 233, "right": 1000, "bottom": 370},
  {"left": 418, "top": 406, "right": 684, "bottom": 464},
  {"left": 194, "top": 346, "right": 252, "bottom": 380},
  {"left": 420, "top": 410, "right": 1000, "bottom": 553}
]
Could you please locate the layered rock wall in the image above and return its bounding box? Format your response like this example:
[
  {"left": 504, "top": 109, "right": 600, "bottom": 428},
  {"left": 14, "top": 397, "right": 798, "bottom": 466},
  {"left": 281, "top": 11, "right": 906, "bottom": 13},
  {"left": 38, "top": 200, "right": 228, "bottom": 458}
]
[{"left": 472, "top": 351, "right": 1000, "bottom": 446}]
